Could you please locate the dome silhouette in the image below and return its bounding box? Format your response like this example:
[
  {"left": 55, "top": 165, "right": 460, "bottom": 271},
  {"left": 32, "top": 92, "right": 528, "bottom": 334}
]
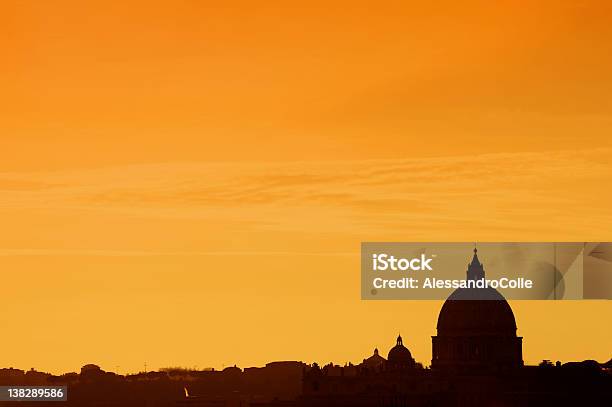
[
  {"left": 388, "top": 336, "right": 412, "bottom": 361},
  {"left": 387, "top": 335, "right": 415, "bottom": 370},
  {"left": 362, "top": 348, "right": 386, "bottom": 371},
  {"left": 437, "top": 287, "right": 517, "bottom": 335},
  {"left": 432, "top": 248, "right": 523, "bottom": 372}
]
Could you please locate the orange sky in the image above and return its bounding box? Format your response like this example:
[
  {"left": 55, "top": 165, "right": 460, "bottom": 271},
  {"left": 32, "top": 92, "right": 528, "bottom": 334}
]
[{"left": 1, "top": 1, "right": 611, "bottom": 374}]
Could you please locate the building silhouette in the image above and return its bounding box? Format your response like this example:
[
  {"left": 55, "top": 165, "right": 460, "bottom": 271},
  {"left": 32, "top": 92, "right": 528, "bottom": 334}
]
[
  {"left": 431, "top": 248, "right": 523, "bottom": 372},
  {"left": 361, "top": 348, "right": 385, "bottom": 371},
  {"left": 301, "top": 248, "right": 610, "bottom": 407},
  {"left": 387, "top": 335, "right": 416, "bottom": 371},
  {"left": 1, "top": 248, "right": 610, "bottom": 406}
]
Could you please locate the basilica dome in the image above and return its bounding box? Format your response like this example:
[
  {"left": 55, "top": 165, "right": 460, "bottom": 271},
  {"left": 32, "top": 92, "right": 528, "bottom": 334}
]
[
  {"left": 437, "top": 287, "right": 517, "bottom": 336},
  {"left": 431, "top": 248, "right": 523, "bottom": 371}
]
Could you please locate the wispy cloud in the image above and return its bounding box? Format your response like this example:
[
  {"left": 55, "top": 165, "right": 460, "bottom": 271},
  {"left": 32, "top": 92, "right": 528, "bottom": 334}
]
[
  {"left": 0, "top": 249, "right": 358, "bottom": 257},
  {"left": 1, "top": 148, "right": 611, "bottom": 255}
]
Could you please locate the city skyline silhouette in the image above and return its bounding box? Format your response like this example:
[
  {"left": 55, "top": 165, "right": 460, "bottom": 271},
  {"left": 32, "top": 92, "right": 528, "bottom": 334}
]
[
  {"left": 2, "top": 248, "right": 610, "bottom": 406},
  {"left": 3, "top": 2, "right": 612, "bottom": 405}
]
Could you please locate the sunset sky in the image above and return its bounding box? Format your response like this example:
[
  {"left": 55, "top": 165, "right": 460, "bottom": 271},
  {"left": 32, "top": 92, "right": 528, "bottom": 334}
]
[{"left": 1, "top": 1, "right": 611, "bottom": 374}]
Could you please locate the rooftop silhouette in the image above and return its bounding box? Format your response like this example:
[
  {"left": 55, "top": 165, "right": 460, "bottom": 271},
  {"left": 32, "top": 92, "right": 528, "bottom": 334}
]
[{"left": 2, "top": 249, "right": 609, "bottom": 406}]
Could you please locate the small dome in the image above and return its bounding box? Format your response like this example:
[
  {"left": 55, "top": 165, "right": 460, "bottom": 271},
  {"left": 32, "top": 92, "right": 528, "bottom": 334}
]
[
  {"left": 362, "top": 348, "right": 386, "bottom": 369},
  {"left": 387, "top": 335, "right": 413, "bottom": 362},
  {"left": 80, "top": 364, "right": 104, "bottom": 378},
  {"left": 223, "top": 365, "right": 241, "bottom": 373}
]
